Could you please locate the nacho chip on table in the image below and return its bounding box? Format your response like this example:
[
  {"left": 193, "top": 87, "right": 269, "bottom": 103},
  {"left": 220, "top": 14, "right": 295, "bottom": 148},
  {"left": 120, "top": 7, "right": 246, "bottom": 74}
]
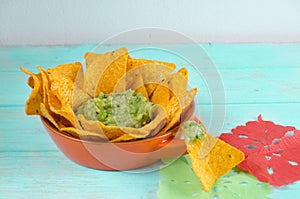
[{"left": 183, "top": 121, "right": 245, "bottom": 192}]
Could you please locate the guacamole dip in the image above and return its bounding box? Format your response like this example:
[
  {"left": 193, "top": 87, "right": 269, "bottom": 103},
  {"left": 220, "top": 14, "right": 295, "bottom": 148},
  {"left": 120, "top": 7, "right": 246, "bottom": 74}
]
[
  {"left": 76, "top": 90, "right": 154, "bottom": 128},
  {"left": 183, "top": 120, "right": 206, "bottom": 145}
]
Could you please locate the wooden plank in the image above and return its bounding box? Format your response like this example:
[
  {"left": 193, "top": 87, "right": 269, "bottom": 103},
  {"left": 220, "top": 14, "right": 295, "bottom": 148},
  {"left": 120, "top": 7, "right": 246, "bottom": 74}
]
[
  {"left": 197, "top": 103, "right": 300, "bottom": 136},
  {"left": 202, "top": 43, "right": 300, "bottom": 69},
  {"left": 190, "top": 67, "right": 300, "bottom": 104},
  {"left": 0, "top": 45, "right": 95, "bottom": 72},
  {"left": 1, "top": 151, "right": 300, "bottom": 199},
  {"left": 0, "top": 152, "right": 160, "bottom": 199},
  {"left": 0, "top": 108, "right": 56, "bottom": 152},
  {"left": 1, "top": 44, "right": 300, "bottom": 71},
  {"left": 0, "top": 71, "right": 29, "bottom": 106}
]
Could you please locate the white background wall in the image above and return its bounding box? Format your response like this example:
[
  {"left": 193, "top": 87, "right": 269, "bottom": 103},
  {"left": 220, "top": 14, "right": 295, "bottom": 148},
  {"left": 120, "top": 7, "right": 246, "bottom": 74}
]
[{"left": 0, "top": 0, "right": 299, "bottom": 45}]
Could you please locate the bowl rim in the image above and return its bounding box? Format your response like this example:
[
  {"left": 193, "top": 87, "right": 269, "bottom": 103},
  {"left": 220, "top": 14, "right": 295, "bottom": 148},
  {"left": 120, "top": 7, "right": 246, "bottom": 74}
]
[{"left": 41, "top": 116, "right": 178, "bottom": 145}]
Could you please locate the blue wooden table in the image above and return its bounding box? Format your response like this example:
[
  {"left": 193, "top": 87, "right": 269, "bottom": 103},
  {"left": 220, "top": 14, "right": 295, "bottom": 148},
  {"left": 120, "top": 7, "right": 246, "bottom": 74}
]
[{"left": 1, "top": 44, "right": 300, "bottom": 198}]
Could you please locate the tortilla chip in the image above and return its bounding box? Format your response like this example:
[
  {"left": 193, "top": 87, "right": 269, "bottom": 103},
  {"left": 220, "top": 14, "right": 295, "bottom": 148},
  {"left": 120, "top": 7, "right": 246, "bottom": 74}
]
[
  {"left": 114, "top": 63, "right": 174, "bottom": 101},
  {"left": 46, "top": 63, "right": 85, "bottom": 128},
  {"left": 197, "top": 133, "right": 218, "bottom": 159},
  {"left": 72, "top": 87, "right": 91, "bottom": 111},
  {"left": 38, "top": 66, "right": 60, "bottom": 109},
  {"left": 145, "top": 84, "right": 158, "bottom": 98},
  {"left": 140, "top": 64, "right": 173, "bottom": 86},
  {"left": 150, "top": 67, "right": 192, "bottom": 112},
  {"left": 114, "top": 63, "right": 165, "bottom": 100},
  {"left": 47, "top": 62, "right": 82, "bottom": 81},
  {"left": 177, "top": 67, "right": 188, "bottom": 80},
  {"left": 48, "top": 71, "right": 74, "bottom": 106},
  {"left": 151, "top": 87, "right": 170, "bottom": 107},
  {"left": 71, "top": 64, "right": 91, "bottom": 110},
  {"left": 141, "top": 64, "right": 174, "bottom": 99},
  {"left": 167, "top": 68, "right": 188, "bottom": 100},
  {"left": 156, "top": 85, "right": 196, "bottom": 136},
  {"left": 77, "top": 114, "right": 123, "bottom": 140},
  {"left": 151, "top": 85, "right": 170, "bottom": 108},
  {"left": 45, "top": 62, "right": 82, "bottom": 105},
  {"left": 156, "top": 95, "right": 181, "bottom": 135},
  {"left": 38, "top": 66, "right": 77, "bottom": 128},
  {"left": 135, "top": 86, "right": 149, "bottom": 99},
  {"left": 125, "top": 61, "right": 174, "bottom": 97},
  {"left": 34, "top": 62, "right": 81, "bottom": 120},
  {"left": 40, "top": 103, "right": 60, "bottom": 129},
  {"left": 111, "top": 134, "right": 137, "bottom": 143},
  {"left": 51, "top": 107, "right": 77, "bottom": 127},
  {"left": 40, "top": 103, "right": 70, "bottom": 129},
  {"left": 60, "top": 127, "right": 107, "bottom": 141},
  {"left": 115, "top": 66, "right": 146, "bottom": 96},
  {"left": 20, "top": 67, "right": 43, "bottom": 115},
  {"left": 141, "top": 105, "right": 167, "bottom": 137},
  {"left": 83, "top": 52, "right": 104, "bottom": 95},
  {"left": 147, "top": 65, "right": 171, "bottom": 107},
  {"left": 84, "top": 48, "right": 128, "bottom": 96},
  {"left": 160, "top": 106, "right": 181, "bottom": 135},
  {"left": 180, "top": 88, "right": 197, "bottom": 116},
  {"left": 127, "top": 57, "right": 176, "bottom": 72},
  {"left": 187, "top": 136, "right": 245, "bottom": 192},
  {"left": 27, "top": 73, "right": 41, "bottom": 89}
]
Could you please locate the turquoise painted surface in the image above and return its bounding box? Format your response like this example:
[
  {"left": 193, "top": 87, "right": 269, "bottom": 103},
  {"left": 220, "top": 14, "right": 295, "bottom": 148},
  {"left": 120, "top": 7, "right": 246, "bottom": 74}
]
[{"left": 1, "top": 44, "right": 300, "bottom": 198}]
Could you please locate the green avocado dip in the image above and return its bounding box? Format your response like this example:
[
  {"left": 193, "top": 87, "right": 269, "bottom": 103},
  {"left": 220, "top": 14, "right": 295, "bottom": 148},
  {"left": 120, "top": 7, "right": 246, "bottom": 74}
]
[
  {"left": 183, "top": 120, "right": 206, "bottom": 145},
  {"left": 76, "top": 90, "right": 154, "bottom": 128}
]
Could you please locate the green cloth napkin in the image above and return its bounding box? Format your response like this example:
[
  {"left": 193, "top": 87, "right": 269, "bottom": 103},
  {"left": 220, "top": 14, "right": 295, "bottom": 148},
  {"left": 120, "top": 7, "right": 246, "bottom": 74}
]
[{"left": 158, "top": 155, "right": 272, "bottom": 199}]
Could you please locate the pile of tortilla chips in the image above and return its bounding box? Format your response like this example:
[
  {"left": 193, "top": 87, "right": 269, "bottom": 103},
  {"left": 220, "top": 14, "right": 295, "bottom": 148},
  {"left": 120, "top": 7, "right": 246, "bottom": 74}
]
[{"left": 21, "top": 47, "right": 197, "bottom": 142}]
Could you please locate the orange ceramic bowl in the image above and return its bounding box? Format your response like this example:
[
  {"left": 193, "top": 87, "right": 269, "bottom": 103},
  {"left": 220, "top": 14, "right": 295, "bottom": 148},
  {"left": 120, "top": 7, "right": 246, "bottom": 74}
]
[{"left": 41, "top": 103, "right": 195, "bottom": 171}]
